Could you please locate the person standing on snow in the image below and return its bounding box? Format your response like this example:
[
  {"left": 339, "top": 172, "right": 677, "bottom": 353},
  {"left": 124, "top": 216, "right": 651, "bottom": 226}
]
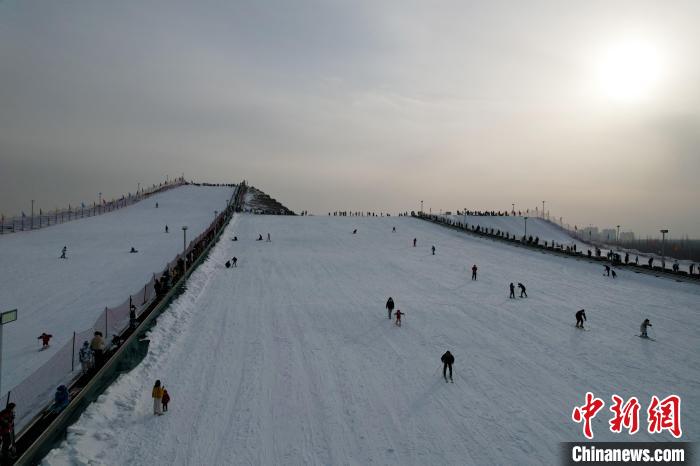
[
  {"left": 162, "top": 387, "right": 170, "bottom": 412},
  {"left": 266, "top": 233, "right": 271, "bottom": 242},
  {"left": 509, "top": 283, "right": 515, "bottom": 299},
  {"left": 232, "top": 257, "right": 238, "bottom": 267},
  {"left": 90, "top": 331, "right": 105, "bottom": 367},
  {"left": 432, "top": 245, "right": 436, "bottom": 255},
  {"left": 575, "top": 309, "right": 587, "bottom": 328},
  {"left": 441, "top": 351, "right": 454, "bottom": 382},
  {"left": 413, "top": 238, "right": 417, "bottom": 247},
  {"left": 394, "top": 309, "right": 404, "bottom": 327},
  {"left": 60, "top": 246, "right": 67, "bottom": 259},
  {"left": 518, "top": 283, "right": 527, "bottom": 297},
  {"left": 165, "top": 225, "right": 169, "bottom": 233},
  {"left": 640, "top": 319, "right": 652, "bottom": 338},
  {"left": 0, "top": 403, "right": 16, "bottom": 460},
  {"left": 385, "top": 297, "right": 395, "bottom": 319},
  {"left": 152, "top": 380, "right": 164, "bottom": 415},
  {"left": 604, "top": 265, "right": 610, "bottom": 276},
  {"left": 471, "top": 264, "right": 478, "bottom": 281},
  {"left": 392, "top": 227, "right": 396, "bottom": 233},
  {"left": 37, "top": 333, "right": 52, "bottom": 349}
]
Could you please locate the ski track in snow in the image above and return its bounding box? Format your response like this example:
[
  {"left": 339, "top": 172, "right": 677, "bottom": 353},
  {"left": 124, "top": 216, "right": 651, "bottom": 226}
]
[{"left": 44, "top": 215, "right": 700, "bottom": 465}]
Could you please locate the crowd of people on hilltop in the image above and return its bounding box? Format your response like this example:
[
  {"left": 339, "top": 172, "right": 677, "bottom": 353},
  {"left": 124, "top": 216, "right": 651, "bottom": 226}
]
[{"left": 329, "top": 211, "right": 395, "bottom": 217}]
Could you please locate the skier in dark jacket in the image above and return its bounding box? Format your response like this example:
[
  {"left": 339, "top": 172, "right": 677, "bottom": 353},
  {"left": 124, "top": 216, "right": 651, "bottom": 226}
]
[
  {"left": 471, "top": 265, "right": 478, "bottom": 280},
  {"left": 413, "top": 238, "right": 417, "bottom": 247},
  {"left": 441, "top": 351, "right": 454, "bottom": 382},
  {"left": 575, "top": 309, "right": 586, "bottom": 328},
  {"left": 37, "top": 333, "right": 52, "bottom": 349},
  {"left": 386, "top": 297, "right": 395, "bottom": 319},
  {"left": 232, "top": 257, "right": 238, "bottom": 267},
  {"left": 52, "top": 385, "right": 69, "bottom": 413},
  {"left": 604, "top": 265, "right": 610, "bottom": 276},
  {"left": 509, "top": 283, "right": 515, "bottom": 299},
  {"left": 640, "top": 319, "right": 652, "bottom": 338},
  {"left": 518, "top": 283, "right": 527, "bottom": 297},
  {"left": 431, "top": 245, "right": 435, "bottom": 255},
  {"left": 0, "top": 403, "right": 16, "bottom": 459}
]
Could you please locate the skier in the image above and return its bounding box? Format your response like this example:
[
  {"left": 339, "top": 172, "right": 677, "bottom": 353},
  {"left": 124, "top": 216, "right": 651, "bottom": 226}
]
[
  {"left": 575, "top": 309, "right": 586, "bottom": 328},
  {"left": 386, "top": 297, "right": 395, "bottom": 319},
  {"left": 225, "top": 260, "right": 231, "bottom": 269},
  {"left": 611, "top": 270, "right": 617, "bottom": 279},
  {"left": 432, "top": 245, "right": 436, "bottom": 255},
  {"left": 604, "top": 265, "right": 610, "bottom": 276},
  {"left": 441, "top": 350, "right": 454, "bottom": 382},
  {"left": 392, "top": 227, "right": 396, "bottom": 233},
  {"left": 640, "top": 318, "right": 652, "bottom": 338},
  {"left": 471, "top": 265, "right": 478, "bottom": 281},
  {"left": 162, "top": 387, "right": 170, "bottom": 412},
  {"left": 79, "top": 341, "right": 93, "bottom": 374},
  {"left": 232, "top": 236, "right": 238, "bottom": 241},
  {"left": 130, "top": 247, "right": 138, "bottom": 253},
  {"left": 37, "top": 333, "right": 52, "bottom": 349},
  {"left": 60, "top": 246, "right": 67, "bottom": 259},
  {"left": 152, "top": 380, "right": 164, "bottom": 415},
  {"left": 648, "top": 257, "right": 653, "bottom": 268},
  {"left": 51, "top": 385, "right": 69, "bottom": 414},
  {"left": 394, "top": 309, "right": 404, "bottom": 327},
  {"left": 266, "top": 233, "right": 271, "bottom": 242},
  {"left": 232, "top": 257, "right": 238, "bottom": 267},
  {"left": 257, "top": 234, "right": 263, "bottom": 241},
  {"left": 518, "top": 283, "right": 527, "bottom": 297},
  {"left": 413, "top": 238, "right": 417, "bottom": 247},
  {"left": 155, "top": 202, "right": 159, "bottom": 208},
  {"left": 165, "top": 225, "right": 169, "bottom": 233},
  {"left": 0, "top": 403, "right": 16, "bottom": 460},
  {"left": 353, "top": 229, "right": 357, "bottom": 234},
  {"left": 509, "top": 283, "right": 515, "bottom": 299}
]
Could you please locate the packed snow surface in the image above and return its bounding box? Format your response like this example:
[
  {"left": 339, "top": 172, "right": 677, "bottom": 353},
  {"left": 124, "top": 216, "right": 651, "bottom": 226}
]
[
  {"left": 0, "top": 185, "right": 233, "bottom": 392},
  {"left": 45, "top": 215, "right": 698, "bottom": 465}
]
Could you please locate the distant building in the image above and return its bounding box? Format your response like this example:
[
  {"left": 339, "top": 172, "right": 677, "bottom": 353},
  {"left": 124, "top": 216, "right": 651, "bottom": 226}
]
[
  {"left": 580, "top": 226, "right": 600, "bottom": 241},
  {"left": 619, "top": 231, "right": 635, "bottom": 241},
  {"left": 601, "top": 228, "right": 617, "bottom": 242}
]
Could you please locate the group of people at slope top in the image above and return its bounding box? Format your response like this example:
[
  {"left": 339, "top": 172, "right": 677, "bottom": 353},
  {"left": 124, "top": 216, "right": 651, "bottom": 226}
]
[
  {"left": 385, "top": 297, "right": 404, "bottom": 326},
  {"left": 152, "top": 380, "right": 171, "bottom": 415},
  {"left": 509, "top": 282, "right": 527, "bottom": 298}
]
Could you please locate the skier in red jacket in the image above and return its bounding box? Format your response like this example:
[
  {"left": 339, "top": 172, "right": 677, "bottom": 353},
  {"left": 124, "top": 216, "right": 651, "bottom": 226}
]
[
  {"left": 394, "top": 309, "right": 404, "bottom": 327},
  {"left": 37, "top": 333, "right": 53, "bottom": 349}
]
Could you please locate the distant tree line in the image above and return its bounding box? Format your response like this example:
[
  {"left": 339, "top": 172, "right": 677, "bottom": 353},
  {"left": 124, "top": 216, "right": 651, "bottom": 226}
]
[{"left": 617, "top": 238, "right": 700, "bottom": 262}]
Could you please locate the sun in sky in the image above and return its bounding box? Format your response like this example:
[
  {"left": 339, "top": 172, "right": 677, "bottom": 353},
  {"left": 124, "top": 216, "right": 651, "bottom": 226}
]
[{"left": 594, "top": 38, "right": 667, "bottom": 102}]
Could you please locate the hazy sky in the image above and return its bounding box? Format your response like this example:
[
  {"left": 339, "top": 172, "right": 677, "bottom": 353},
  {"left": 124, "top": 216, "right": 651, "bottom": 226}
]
[{"left": 1, "top": 0, "right": 699, "bottom": 237}]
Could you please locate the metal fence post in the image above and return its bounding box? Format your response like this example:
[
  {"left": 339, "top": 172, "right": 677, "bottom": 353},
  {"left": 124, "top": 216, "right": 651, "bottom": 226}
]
[{"left": 71, "top": 332, "right": 76, "bottom": 372}]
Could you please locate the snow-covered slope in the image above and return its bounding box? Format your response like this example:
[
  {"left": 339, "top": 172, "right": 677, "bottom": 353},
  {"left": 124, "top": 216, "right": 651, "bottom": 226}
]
[
  {"left": 44, "top": 215, "right": 698, "bottom": 465},
  {"left": 441, "top": 214, "right": 585, "bottom": 248},
  {"left": 0, "top": 185, "right": 233, "bottom": 392}
]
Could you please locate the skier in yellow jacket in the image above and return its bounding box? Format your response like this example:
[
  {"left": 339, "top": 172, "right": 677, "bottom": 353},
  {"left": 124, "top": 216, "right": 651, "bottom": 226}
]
[{"left": 152, "top": 380, "right": 164, "bottom": 415}]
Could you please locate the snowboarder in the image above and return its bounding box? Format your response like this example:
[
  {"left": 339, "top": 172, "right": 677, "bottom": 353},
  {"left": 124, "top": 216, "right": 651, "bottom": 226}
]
[
  {"left": 604, "top": 265, "right": 610, "bottom": 276},
  {"left": 575, "top": 309, "right": 586, "bottom": 328},
  {"left": 37, "top": 333, "right": 52, "bottom": 349},
  {"left": 232, "top": 236, "right": 238, "bottom": 241},
  {"left": 611, "top": 270, "right": 617, "bottom": 279},
  {"left": 60, "top": 246, "right": 67, "bottom": 259},
  {"left": 413, "top": 238, "right": 417, "bottom": 247},
  {"left": 130, "top": 247, "right": 138, "bottom": 253},
  {"left": 353, "top": 229, "right": 357, "bottom": 234},
  {"left": 257, "top": 234, "right": 263, "bottom": 241},
  {"left": 51, "top": 385, "right": 69, "bottom": 414},
  {"left": 386, "top": 297, "right": 395, "bottom": 319},
  {"left": 266, "top": 233, "right": 271, "bottom": 242},
  {"left": 0, "top": 403, "right": 16, "bottom": 460},
  {"left": 79, "top": 341, "right": 93, "bottom": 374},
  {"left": 432, "top": 245, "right": 435, "bottom": 255},
  {"left": 165, "top": 225, "right": 169, "bottom": 233},
  {"left": 471, "top": 265, "right": 478, "bottom": 281},
  {"left": 152, "top": 380, "right": 164, "bottom": 415},
  {"left": 509, "top": 283, "right": 515, "bottom": 299},
  {"left": 394, "top": 309, "right": 404, "bottom": 327},
  {"left": 162, "top": 387, "right": 170, "bottom": 412},
  {"left": 518, "top": 283, "right": 527, "bottom": 297},
  {"left": 640, "top": 318, "right": 652, "bottom": 338},
  {"left": 232, "top": 257, "right": 238, "bottom": 267},
  {"left": 441, "top": 350, "right": 454, "bottom": 382}
]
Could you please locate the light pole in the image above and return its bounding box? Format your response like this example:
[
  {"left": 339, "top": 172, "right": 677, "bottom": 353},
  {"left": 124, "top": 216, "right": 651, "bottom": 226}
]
[
  {"left": 512, "top": 203, "right": 515, "bottom": 215},
  {"left": 524, "top": 216, "right": 528, "bottom": 238},
  {"left": 137, "top": 182, "right": 140, "bottom": 196},
  {"left": 98, "top": 192, "right": 102, "bottom": 213},
  {"left": 31, "top": 200, "right": 34, "bottom": 229},
  {"left": 616, "top": 225, "right": 620, "bottom": 244},
  {"left": 660, "top": 229, "right": 668, "bottom": 270},
  {"left": 420, "top": 200, "right": 423, "bottom": 215},
  {"left": 542, "top": 201, "right": 545, "bottom": 219},
  {"left": 182, "top": 226, "right": 188, "bottom": 274}
]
